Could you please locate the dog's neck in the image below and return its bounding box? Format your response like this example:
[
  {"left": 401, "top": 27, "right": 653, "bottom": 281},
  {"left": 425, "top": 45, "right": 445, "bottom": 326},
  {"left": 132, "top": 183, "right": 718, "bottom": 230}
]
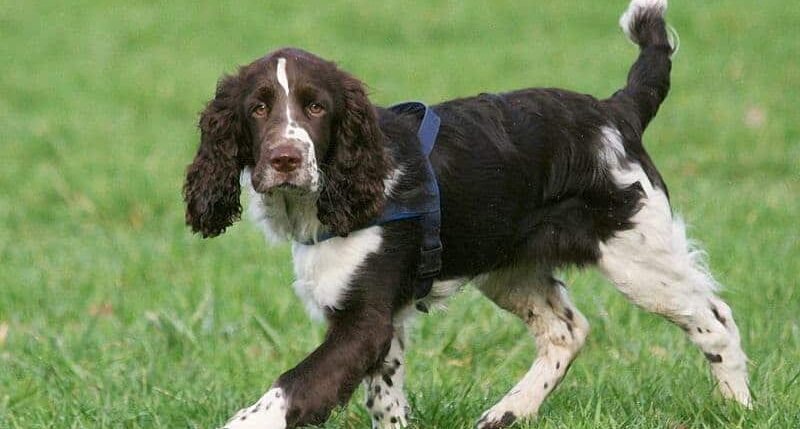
[
  {"left": 245, "top": 156, "right": 403, "bottom": 244},
  {"left": 261, "top": 191, "right": 323, "bottom": 243},
  {"left": 244, "top": 174, "right": 324, "bottom": 244}
]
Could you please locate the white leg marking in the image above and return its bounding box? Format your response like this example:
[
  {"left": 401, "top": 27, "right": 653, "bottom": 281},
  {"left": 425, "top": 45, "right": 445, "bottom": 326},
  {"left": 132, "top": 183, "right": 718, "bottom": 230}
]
[
  {"left": 364, "top": 334, "right": 410, "bottom": 429},
  {"left": 414, "top": 277, "right": 468, "bottom": 312},
  {"left": 292, "top": 226, "right": 383, "bottom": 320},
  {"left": 476, "top": 269, "right": 589, "bottom": 428},
  {"left": 275, "top": 57, "right": 319, "bottom": 191},
  {"left": 222, "top": 388, "right": 287, "bottom": 429},
  {"left": 598, "top": 125, "right": 751, "bottom": 407}
]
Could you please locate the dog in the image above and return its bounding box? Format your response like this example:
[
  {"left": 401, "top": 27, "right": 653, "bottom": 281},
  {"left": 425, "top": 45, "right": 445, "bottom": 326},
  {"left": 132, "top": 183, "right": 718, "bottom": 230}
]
[{"left": 183, "top": 0, "right": 751, "bottom": 427}]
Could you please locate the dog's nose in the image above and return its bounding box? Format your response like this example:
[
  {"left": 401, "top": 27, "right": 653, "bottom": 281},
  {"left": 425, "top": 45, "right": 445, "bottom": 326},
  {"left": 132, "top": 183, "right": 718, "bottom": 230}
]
[{"left": 269, "top": 146, "right": 302, "bottom": 173}]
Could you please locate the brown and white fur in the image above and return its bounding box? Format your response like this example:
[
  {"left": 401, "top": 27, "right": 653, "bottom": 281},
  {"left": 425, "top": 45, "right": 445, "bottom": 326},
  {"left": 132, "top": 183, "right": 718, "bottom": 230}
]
[{"left": 183, "top": 1, "right": 751, "bottom": 427}]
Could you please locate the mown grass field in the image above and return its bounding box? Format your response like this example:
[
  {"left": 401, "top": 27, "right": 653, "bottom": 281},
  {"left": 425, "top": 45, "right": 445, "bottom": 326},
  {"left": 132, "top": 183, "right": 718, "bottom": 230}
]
[{"left": 1, "top": 1, "right": 798, "bottom": 428}]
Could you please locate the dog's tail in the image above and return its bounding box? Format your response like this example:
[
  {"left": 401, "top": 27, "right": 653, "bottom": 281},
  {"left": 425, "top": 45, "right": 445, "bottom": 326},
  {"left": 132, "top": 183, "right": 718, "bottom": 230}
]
[{"left": 612, "top": 0, "right": 676, "bottom": 130}]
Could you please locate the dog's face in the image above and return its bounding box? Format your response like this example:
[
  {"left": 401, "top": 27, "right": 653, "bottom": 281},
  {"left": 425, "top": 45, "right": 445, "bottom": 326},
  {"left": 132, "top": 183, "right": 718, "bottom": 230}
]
[
  {"left": 243, "top": 51, "right": 337, "bottom": 194},
  {"left": 184, "top": 48, "right": 389, "bottom": 238}
]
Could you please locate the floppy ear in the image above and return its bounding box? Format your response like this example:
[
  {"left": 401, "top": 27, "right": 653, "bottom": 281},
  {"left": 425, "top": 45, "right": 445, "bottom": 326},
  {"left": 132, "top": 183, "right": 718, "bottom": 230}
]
[
  {"left": 317, "top": 74, "right": 389, "bottom": 236},
  {"left": 183, "top": 74, "right": 250, "bottom": 238}
]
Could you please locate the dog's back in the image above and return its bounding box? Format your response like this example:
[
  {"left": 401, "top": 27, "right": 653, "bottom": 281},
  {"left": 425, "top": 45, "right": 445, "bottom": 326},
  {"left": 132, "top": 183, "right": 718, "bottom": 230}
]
[{"left": 417, "top": 0, "right": 675, "bottom": 277}]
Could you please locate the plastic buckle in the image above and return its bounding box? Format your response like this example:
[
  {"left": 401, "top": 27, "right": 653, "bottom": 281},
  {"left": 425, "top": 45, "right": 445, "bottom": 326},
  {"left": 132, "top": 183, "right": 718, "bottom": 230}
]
[{"left": 418, "top": 243, "right": 443, "bottom": 278}]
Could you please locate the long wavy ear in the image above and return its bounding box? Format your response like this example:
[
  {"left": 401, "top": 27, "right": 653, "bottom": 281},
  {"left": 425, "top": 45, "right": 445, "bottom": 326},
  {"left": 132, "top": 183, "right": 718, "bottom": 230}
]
[
  {"left": 183, "top": 74, "right": 250, "bottom": 238},
  {"left": 318, "top": 73, "right": 389, "bottom": 236}
]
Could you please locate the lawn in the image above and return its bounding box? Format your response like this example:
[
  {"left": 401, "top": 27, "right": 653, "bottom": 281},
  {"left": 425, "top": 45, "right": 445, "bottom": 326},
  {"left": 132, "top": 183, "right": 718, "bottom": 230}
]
[{"left": 1, "top": 0, "right": 798, "bottom": 428}]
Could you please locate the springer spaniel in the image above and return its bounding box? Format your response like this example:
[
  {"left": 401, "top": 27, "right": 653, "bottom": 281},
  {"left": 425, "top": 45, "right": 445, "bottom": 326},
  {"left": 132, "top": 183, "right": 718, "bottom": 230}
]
[{"left": 183, "top": 1, "right": 751, "bottom": 427}]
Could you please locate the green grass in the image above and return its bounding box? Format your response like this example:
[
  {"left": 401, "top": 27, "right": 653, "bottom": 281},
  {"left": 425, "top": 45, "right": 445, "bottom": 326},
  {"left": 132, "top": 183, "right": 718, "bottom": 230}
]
[{"left": 1, "top": 0, "right": 798, "bottom": 427}]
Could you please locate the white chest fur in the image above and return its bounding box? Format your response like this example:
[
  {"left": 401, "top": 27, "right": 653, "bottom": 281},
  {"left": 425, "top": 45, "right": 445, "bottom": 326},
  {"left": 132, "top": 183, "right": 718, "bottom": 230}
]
[{"left": 291, "top": 226, "right": 383, "bottom": 320}]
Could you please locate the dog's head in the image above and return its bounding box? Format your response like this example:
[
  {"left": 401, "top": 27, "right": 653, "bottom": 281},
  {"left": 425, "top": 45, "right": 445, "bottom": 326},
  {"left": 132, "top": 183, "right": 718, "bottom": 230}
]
[{"left": 184, "top": 48, "right": 388, "bottom": 238}]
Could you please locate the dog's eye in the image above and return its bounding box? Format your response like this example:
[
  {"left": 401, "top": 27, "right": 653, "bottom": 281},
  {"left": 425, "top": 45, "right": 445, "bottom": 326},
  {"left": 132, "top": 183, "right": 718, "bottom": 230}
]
[
  {"left": 252, "top": 103, "right": 268, "bottom": 118},
  {"left": 306, "top": 102, "right": 325, "bottom": 117}
]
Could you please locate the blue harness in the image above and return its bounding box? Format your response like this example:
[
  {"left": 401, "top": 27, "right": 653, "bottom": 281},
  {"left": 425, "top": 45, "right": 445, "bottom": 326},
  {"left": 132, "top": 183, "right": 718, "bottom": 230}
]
[{"left": 304, "top": 102, "right": 443, "bottom": 300}]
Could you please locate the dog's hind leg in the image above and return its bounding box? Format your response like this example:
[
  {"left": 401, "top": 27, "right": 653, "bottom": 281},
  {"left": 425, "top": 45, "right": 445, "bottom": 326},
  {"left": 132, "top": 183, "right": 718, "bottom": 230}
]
[
  {"left": 363, "top": 328, "right": 410, "bottom": 429},
  {"left": 597, "top": 127, "right": 751, "bottom": 407},
  {"left": 597, "top": 190, "right": 752, "bottom": 406},
  {"left": 475, "top": 266, "right": 589, "bottom": 429}
]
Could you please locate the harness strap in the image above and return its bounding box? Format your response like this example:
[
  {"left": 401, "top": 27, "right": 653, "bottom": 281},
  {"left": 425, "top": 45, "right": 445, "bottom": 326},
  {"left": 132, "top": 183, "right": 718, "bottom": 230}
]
[
  {"left": 389, "top": 102, "right": 442, "bottom": 299},
  {"left": 301, "top": 102, "right": 443, "bottom": 300}
]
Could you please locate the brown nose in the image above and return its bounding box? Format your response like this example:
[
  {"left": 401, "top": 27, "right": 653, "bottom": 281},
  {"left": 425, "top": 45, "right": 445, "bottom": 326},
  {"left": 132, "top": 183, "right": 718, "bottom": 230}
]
[{"left": 269, "top": 146, "right": 302, "bottom": 173}]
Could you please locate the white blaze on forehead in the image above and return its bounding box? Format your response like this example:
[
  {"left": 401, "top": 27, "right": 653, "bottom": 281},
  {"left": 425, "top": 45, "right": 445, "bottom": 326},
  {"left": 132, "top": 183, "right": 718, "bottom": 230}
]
[
  {"left": 274, "top": 56, "right": 319, "bottom": 190},
  {"left": 276, "top": 57, "right": 290, "bottom": 96},
  {"left": 275, "top": 58, "right": 313, "bottom": 144}
]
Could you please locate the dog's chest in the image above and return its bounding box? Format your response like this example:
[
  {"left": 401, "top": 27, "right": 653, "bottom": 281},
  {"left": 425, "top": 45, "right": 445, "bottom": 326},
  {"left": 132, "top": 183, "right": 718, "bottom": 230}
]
[{"left": 291, "top": 226, "right": 383, "bottom": 320}]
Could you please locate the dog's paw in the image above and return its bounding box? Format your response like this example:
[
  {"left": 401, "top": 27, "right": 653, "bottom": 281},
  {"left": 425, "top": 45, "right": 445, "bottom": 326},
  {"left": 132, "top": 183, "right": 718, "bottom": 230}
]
[
  {"left": 475, "top": 408, "right": 518, "bottom": 429},
  {"left": 368, "top": 390, "right": 409, "bottom": 429},
  {"left": 370, "top": 405, "right": 409, "bottom": 429},
  {"left": 221, "top": 388, "right": 287, "bottom": 429}
]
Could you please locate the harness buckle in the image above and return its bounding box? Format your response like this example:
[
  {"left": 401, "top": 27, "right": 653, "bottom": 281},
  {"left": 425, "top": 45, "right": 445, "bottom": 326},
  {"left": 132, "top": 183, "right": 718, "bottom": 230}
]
[{"left": 417, "top": 243, "right": 443, "bottom": 278}]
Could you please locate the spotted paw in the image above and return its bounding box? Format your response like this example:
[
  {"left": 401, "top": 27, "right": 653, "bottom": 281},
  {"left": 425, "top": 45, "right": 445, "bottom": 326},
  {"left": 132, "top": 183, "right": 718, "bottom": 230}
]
[
  {"left": 475, "top": 409, "right": 518, "bottom": 429},
  {"left": 222, "top": 388, "right": 287, "bottom": 429},
  {"left": 371, "top": 409, "right": 408, "bottom": 429},
  {"left": 368, "top": 389, "right": 409, "bottom": 429}
]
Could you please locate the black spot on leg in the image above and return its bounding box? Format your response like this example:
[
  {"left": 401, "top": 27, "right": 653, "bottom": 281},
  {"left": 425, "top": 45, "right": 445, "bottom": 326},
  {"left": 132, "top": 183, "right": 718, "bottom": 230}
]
[
  {"left": 566, "top": 322, "right": 574, "bottom": 335},
  {"left": 477, "top": 411, "right": 517, "bottom": 429},
  {"left": 711, "top": 306, "right": 727, "bottom": 326},
  {"left": 500, "top": 412, "right": 517, "bottom": 426},
  {"left": 391, "top": 417, "right": 398, "bottom": 423},
  {"left": 393, "top": 358, "right": 401, "bottom": 367},
  {"left": 556, "top": 361, "right": 560, "bottom": 370},
  {"left": 382, "top": 373, "right": 394, "bottom": 386},
  {"left": 375, "top": 385, "right": 381, "bottom": 394},
  {"left": 697, "top": 327, "right": 703, "bottom": 333},
  {"left": 564, "top": 308, "right": 574, "bottom": 321},
  {"left": 366, "top": 398, "right": 374, "bottom": 408},
  {"left": 546, "top": 298, "right": 554, "bottom": 309},
  {"left": 544, "top": 382, "right": 549, "bottom": 389},
  {"left": 705, "top": 353, "right": 723, "bottom": 363}
]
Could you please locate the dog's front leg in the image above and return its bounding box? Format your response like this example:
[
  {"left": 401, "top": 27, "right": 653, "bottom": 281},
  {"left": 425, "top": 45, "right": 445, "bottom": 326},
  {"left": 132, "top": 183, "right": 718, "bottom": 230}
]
[{"left": 222, "top": 307, "right": 394, "bottom": 429}]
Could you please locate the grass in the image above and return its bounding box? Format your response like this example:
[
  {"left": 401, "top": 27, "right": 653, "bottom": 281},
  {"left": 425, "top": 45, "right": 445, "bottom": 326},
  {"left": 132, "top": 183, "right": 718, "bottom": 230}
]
[{"left": 1, "top": 0, "right": 798, "bottom": 427}]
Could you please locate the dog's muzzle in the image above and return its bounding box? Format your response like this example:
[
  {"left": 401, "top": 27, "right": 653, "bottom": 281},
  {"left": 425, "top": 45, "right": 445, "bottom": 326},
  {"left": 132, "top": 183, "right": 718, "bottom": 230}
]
[{"left": 252, "top": 142, "right": 319, "bottom": 194}]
